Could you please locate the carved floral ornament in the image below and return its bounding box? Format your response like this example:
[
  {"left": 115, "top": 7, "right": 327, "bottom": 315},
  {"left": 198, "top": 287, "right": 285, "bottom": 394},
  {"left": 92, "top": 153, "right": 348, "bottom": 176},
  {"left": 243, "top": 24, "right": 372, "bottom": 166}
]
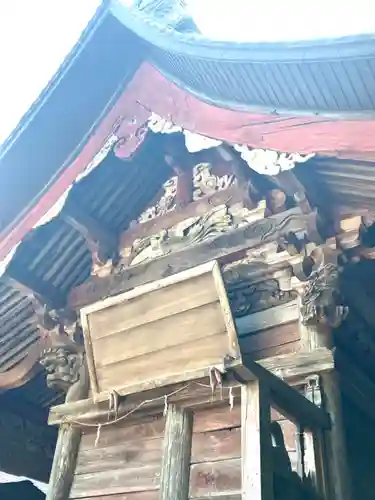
[
  {"left": 126, "top": 200, "right": 267, "bottom": 266},
  {"left": 138, "top": 163, "right": 235, "bottom": 223}
]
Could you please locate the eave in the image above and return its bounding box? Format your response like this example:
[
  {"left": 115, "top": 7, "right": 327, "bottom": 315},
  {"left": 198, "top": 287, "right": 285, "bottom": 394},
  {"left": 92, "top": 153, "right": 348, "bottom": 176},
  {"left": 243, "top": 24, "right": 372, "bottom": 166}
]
[{"left": 2, "top": 3, "right": 375, "bottom": 265}]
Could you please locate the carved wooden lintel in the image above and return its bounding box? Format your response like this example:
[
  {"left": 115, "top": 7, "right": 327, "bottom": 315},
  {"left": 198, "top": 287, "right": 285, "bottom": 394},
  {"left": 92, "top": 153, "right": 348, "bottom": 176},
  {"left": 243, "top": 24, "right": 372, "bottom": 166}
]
[
  {"left": 62, "top": 199, "right": 119, "bottom": 277},
  {"left": 70, "top": 207, "right": 320, "bottom": 309},
  {"left": 124, "top": 201, "right": 267, "bottom": 267}
]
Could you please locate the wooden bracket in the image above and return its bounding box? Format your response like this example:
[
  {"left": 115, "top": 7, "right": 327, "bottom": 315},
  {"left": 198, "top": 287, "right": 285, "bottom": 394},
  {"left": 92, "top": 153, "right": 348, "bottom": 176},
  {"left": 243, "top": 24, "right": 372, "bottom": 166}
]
[
  {"left": 227, "top": 354, "right": 331, "bottom": 431},
  {"left": 234, "top": 355, "right": 331, "bottom": 500},
  {"left": 62, "top": 199, "right": 118, "bottom": 275}
]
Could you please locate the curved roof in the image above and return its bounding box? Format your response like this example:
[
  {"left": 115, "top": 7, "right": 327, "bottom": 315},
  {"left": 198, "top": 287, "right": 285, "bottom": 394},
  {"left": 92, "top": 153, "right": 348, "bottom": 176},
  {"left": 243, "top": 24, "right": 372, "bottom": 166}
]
[
  {"left": 1, "top": 0, "right": 375, "bottom": 261},
  {"left": 112, "top": 1, "right": 375, "bottom": 116}
]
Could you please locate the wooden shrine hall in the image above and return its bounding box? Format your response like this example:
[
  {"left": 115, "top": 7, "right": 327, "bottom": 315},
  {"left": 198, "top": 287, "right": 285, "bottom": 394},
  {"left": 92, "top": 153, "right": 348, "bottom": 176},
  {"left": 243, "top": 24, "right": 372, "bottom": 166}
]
[{"left": 2, "top": 1, "right": 375, "bottom": 499}]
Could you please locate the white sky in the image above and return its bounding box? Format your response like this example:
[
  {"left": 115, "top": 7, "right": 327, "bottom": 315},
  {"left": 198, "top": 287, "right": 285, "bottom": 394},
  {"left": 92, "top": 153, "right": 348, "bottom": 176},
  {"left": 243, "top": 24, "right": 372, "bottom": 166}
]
[
  {"left": 1, "top": 0, "right": 375, "bottom": 144},
  {"left": 0, "top": 0, "right": 100, "bottom": 144}
]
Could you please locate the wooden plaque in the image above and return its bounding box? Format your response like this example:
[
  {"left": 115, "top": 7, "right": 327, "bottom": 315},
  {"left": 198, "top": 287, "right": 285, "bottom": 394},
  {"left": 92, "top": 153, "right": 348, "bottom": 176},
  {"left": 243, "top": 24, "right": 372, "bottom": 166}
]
[{"left": 81, "top": 261, "right": 240, "bottom": 402}]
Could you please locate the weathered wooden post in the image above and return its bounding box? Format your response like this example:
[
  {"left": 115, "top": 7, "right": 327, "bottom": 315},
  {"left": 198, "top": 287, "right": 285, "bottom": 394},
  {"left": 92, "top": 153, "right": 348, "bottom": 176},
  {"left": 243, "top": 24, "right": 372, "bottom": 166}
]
[
  {"left": 298, "top": 247, "right": 352, "bottom": 500},
  {"left": 160, "top": 405, "right": 193, "bottom": 500},
  {"left": 241, "top": 381, "right": 274, "bottom": 500},
  {"left": 41, "top": 336, "right": 88, "bottom": 500}
]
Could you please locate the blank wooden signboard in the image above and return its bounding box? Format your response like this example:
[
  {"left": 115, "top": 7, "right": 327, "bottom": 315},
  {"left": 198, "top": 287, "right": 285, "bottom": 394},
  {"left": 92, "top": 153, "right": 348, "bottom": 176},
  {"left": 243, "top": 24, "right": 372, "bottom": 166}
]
[{"left": 81, "top": 261, "right": 240, "bottom": 402}]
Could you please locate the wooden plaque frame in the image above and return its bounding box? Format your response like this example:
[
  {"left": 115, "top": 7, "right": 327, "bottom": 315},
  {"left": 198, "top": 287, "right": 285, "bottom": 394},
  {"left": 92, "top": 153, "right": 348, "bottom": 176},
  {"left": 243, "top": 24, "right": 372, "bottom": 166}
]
[{"left": 80, "top": 260, "right": 241, "bottom": 402}]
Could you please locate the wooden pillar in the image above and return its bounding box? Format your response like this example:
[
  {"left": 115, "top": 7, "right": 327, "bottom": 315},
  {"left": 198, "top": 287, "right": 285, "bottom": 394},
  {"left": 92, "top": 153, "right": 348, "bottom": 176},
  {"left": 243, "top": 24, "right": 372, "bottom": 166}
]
[
  {"left": 299, "top": 299, "right": 351, "bottom": 500},
  {"left": 46, "top": 364, "right": 89, "bottom": 500},
  {"left": 159, "top": 405, "right": 193, "bottom": 500},
  {"left": 321, "top": 371, "right": 352, "bottom": 500},
  {"left": 241, "top": 381, "right": 274, "bottom": 500}
]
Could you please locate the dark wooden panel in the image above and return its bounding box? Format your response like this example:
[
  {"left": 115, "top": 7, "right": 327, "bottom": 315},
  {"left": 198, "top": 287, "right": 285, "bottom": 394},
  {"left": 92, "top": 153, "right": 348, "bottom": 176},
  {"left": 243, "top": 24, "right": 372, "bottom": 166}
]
[
  {"left": 239, "top": 322, "right": 300, "bottom": 354},
  {"left": 190, "top": 458, "right": 241, "bottom": 498},
  {"left": 76, "top": 438, "right": 163, "bottom": 475},
  {"left": 74, "top": 494, "right": 239, "bottom": 500},
  {"left": 70, "top": 466, "right": 160, "bottom": 498},
  {"left": 74, "top": 493, "right": 159, "bottom": 500},
  {"left": 81, "top": 418, "right": 165, "bottom": 450},
  {"left": 194, "top": 404, "right": 241, "bottom": 433},
  {"left": 251, "top": 341, "right": 300, "bottom": 361},
  {"left": 192, "top": 428, "right": 241, "bottom": 464}
]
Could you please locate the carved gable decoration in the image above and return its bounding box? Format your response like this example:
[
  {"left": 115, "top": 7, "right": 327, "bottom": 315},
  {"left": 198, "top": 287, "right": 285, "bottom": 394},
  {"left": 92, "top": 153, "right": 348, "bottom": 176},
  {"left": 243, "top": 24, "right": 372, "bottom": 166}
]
[
  {"left": 126, "top": 200, "right": 266, "bottom": 266},
  {"left": 80, "top": 261, "right": 240, "bottom": 402},
  {"left": 138, "top": 176, "right": 178, "bottom": 223},
  {"left": 193, "top": 163, "right": 235, "bottom": 200},
  {"left": 137, "top": 163, "right": 236, "bottom": 224}
]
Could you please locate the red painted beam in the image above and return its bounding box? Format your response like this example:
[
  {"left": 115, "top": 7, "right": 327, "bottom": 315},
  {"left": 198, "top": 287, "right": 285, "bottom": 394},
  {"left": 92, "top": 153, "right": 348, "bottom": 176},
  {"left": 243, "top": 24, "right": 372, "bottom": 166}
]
[{"left": 133, "top": 63, "right": 375, "bottom": 159}]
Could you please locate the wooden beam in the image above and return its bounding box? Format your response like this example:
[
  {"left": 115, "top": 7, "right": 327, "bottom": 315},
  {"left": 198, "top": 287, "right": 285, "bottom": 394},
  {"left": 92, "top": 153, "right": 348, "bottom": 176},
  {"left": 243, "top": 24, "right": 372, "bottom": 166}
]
[
  {"left": 241, "top": 381, "right": 274, "bottom": 500},
  {"left": 70, "top": 207, "right": 318, "bottom": 308},
  {"left": 62, "top": 199, "right": 118, "bottom": 264},
  {"left": 320, "top": 372, "right": 352, "bottom": 500},
  {"left": 159, "top": 405, "right": 193, "bottom": 500},
  {"left": 48, "top": 348, "right": 334, "bottom": 426},
  {"left": 228, "top": 355, "right": 331, "bottom": 430},
  {"left": 133, "top": 63, "right": 375, "bottom": 160}
]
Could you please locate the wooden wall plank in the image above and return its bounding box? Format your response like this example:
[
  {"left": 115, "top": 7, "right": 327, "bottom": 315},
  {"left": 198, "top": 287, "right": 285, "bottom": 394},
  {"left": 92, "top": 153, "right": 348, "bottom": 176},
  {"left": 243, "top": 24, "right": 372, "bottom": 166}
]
[
  {"left": 239, "top": 322, "right": 300, "bottom": 354},
  {"left": 74, "top": 494, "right": 240, "bottom": 500},
  {"left": 74, "top": 493, "right": 159, "bottom": 500},
  {"left": 236, "top": 302, "right": 299, "bottom": 335},
  {"left": 75, "top": 402, "right": 299, "bottom": 499},
  {"left": 93, "top": 301, "right": 224, "bottom": 366},
  {"left": 190, "top": 458, "right": 241, "bottom": 498},
  {"left": 81, "top": 418, "right": 165, "bottom": 450},
  {"left": 88, "top": 273, "right": 217, "bottom": 340},
  {"left": 250, "top": 341, "right": 300, "bottom": 361},
  {"left": 192, "top": 427, "right": 241, "bottom": 464},
  {"left": 76, "top": 438, "right": 163, "bottom": 475},
  {"left": 80, "top": 403, "right": 292, "bottom": 450},
  {"left": 96, "top": 333, "right": 228, "bottom": 394},
  {"left": 70, "top": 465, "right": 160, "bottom": 499}
]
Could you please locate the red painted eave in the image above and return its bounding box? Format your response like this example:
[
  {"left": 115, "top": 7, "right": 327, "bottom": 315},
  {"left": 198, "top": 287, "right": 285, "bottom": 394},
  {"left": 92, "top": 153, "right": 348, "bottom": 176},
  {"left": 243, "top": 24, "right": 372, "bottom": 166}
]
[{"left": 1, "top": 62, "right": 375, "bottom": 263}]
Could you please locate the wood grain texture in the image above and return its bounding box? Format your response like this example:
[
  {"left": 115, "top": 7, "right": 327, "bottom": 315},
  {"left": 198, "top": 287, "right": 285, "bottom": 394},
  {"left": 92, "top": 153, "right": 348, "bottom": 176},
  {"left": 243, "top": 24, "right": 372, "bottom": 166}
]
[
  {"left": 47, "top": 364, "right": 89, "bottom": 500},
  {"left": 70, "top": 465, "right": 160, "bottom": 498},
  {"left": 73, "top": 494, "right": 159, "bottom": 500},
  {"left": 321, "top": 372, "right": 352, "bottom": 500},
  {"left": 241, "top": 382, "right": 274, "bottom": 500},
  {"left": 76, "top": 437, "right": 163, "bottom": 475},
  {"left": 71, "top": 208, "right": 314, "bottom": 309},
  {"left": 50, "top": 348, "right": 334, "bottom": 427},
  {"left": 159, "top": 405, "right": 193, "bottom": 500},
  {"left": 190, "top": 458, "right": 241, "bottom": 498},
  {"left": 192, "top": 427, "right": 241, "bottom": 464},
  {"left": 236, "top": 302, "right": 299, "bottom": 336},
  {"left": 239, "top": 322, "right": 300, "bottom": 358},
  {"left": 71, "top": 399, "right": 301, "bottom": 499}
]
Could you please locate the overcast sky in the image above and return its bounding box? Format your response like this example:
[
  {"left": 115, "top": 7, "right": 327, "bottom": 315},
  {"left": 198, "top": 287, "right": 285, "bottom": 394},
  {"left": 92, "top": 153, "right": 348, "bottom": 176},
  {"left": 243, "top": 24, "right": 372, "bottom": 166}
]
[
  {"left": 1, "top": 0, "right": 375, "bottom": 144},
  {"left": 0, "top": 0, "right": 100, "bottom": 143}
]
